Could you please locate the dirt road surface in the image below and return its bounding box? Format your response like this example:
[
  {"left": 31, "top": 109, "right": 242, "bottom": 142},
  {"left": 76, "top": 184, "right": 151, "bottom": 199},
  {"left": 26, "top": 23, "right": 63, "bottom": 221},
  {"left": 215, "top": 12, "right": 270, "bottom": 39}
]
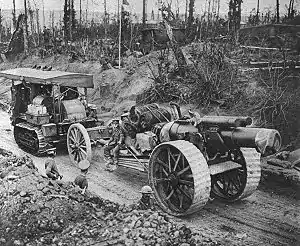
[{"left": 0, "top": 110, "right": 299, "bottom": 246}]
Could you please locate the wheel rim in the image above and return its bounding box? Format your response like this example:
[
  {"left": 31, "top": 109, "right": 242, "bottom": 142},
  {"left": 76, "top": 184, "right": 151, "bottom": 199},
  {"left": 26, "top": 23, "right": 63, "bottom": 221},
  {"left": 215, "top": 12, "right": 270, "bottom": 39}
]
[
  {"left": 151, "top": 145, "right": 195, "bottom": 213},
  {"left": 67, "top": 124, "right": 92, "bottom": 164},
  {"left": 211, "top": 150, "right": 247, "bottom": 200}
]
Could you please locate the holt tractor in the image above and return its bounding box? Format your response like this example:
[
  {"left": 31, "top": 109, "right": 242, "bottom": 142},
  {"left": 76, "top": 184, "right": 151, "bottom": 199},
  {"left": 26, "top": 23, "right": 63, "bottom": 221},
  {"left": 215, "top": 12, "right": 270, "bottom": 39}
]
[{"left": 0, "top": 67, "right": 107, "bottom": 156}]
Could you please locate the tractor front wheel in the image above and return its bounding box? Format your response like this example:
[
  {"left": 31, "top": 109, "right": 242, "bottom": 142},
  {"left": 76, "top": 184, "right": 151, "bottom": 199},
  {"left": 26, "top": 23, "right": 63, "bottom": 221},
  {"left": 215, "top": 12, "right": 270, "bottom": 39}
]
[{"left": 67, "top": 123, "right": 92, "bottom": 165}]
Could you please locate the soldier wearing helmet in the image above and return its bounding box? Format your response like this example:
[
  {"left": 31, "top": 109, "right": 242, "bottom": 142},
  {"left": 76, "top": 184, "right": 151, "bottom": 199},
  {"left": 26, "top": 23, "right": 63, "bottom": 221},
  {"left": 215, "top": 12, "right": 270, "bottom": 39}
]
[
  {"left": 74, "top": 159, "right": 90, "bottom": 195},
  {"left": 44, "top": 150, "right": 63, "bottom": 180},
  {"left": 136, "top": 185, "right": 155, "bottom": 210},
  {"left": 104, "top": 118, "right": 125, "bottom": 171}
]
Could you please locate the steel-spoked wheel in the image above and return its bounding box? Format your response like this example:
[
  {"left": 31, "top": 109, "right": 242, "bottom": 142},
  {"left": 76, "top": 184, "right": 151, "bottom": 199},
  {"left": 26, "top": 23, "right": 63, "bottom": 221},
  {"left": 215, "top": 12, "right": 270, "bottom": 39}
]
[
  {"left": 211, "top": 148, "right": 261, "bottom": 202},
  {"left": 67, "top": 123, "right": 92, "bottom": 165},
  {"left": 148, "top": 140, "right": 211, "bottom": 216}
]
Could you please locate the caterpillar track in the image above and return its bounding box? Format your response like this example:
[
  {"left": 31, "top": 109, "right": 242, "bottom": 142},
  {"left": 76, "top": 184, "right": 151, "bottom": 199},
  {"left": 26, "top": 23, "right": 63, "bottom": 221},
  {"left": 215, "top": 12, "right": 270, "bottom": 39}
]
[
  {"left": 148, "top": 140, "right": 211, "bottom": 217},
  {"left": 14, "top": 122, "right": 54, "bottom": 155}
]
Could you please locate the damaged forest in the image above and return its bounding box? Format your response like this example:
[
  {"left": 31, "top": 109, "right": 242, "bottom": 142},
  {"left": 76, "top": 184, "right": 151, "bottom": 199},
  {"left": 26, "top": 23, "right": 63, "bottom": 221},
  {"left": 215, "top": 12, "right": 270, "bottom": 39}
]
[{"left": 0, "top": 0, "right": 299, "bottom": 246}]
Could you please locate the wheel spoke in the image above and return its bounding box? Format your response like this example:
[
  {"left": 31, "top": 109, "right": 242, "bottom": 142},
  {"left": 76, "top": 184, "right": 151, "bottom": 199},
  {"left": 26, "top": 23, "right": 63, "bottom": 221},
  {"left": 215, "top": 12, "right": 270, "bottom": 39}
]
[
  {"left": 70, "top": 130, "right": 77, "bottom": 144},
  {"left": 177, "top": 165, "right": 191, "bottom": 176},
  {"left": 79, "top": 147, "right": 87, "bottom": 157},
  {"left": 78, "top": 151, "right": 83, "bottom": 162},
  {"left": 157, "top": 158, "right": 170, "bottom": 173},
  {"left": 73, "top": 128, "right": 78, "bottom": 141},
  {"left": 173, "top": 153, "right": 182, "bottom": 172},
  {"left": 178, "top": 187, "right": 192, "bottom": 201},
  {"left": 227, "top": 174, "right": 240, "bottom": 191},
  {"left": 169, "top": 149, "right": 177, "bottom": 163},
  {"left": 167, "top": 148, "right": 172, "bottom": 172},
  {"left": 175, "top": 189, "right": 184, "bottom": 209},
  {"left": 69, "top": 135, "right": 76, "bottom": 144},
  {"left": 74, "top": 151, "right": 79, "bottom": 162},
  {"left": 166, "top": 189, "right": 175, "bottom": 200},
  {"left": 79, "top": 138, "right": 86, "bottom": 146},
  {"left": 161, "top": 167, "right": 169, "bottom": 177},
  {"left": 178, "top": 179, "right": 193, "bottom": 187}
]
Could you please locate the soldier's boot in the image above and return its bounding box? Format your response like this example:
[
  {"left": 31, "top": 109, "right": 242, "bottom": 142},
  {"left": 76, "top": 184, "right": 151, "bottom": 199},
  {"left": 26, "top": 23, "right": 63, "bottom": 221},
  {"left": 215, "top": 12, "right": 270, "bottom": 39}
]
[
  {"left": 113, "top": 157, "right": 119, "bottom": 166},
  {"left": 105, "top": 158, "right": 114, "bottom": 172},
  {"left": 110, "top": 157, "right": 118, "bottom": 171}
]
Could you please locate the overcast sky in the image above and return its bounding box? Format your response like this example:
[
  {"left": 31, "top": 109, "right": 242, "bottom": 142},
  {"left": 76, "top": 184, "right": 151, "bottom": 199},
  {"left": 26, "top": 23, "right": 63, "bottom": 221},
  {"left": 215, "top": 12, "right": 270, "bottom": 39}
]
[{"left": 0, "top": 0, "right": 296, "bottom": 15}]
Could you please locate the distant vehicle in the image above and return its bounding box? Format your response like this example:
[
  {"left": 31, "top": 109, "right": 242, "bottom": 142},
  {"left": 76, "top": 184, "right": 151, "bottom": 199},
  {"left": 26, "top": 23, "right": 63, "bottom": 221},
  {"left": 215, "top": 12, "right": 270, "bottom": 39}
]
[{"left": 0, "top": 67, "right": 106, "bottom": 156}]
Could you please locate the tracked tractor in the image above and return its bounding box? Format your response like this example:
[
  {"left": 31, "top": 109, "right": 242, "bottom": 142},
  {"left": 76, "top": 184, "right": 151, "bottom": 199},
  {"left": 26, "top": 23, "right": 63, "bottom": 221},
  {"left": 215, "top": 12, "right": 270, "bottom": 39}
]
[{"left": 0, "top": 67, "right": 105, "bottom": 156}]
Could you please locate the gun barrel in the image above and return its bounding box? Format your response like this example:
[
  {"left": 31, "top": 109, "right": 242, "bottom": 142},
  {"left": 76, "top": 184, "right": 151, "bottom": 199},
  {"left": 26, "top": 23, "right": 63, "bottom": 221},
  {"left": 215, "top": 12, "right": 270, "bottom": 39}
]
[
  {"left": 221, "top": 127, "right": 281, "bottom": 155},
  {"left": 200, "top": 116, "right": 253, "bottom": 128}
]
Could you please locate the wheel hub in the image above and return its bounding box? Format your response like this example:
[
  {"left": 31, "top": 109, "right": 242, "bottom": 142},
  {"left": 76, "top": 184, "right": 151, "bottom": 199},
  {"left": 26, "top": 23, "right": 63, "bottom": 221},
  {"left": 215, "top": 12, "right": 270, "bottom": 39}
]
[{"left": 169, "top": 173, "right": 179, "bottom": 188}]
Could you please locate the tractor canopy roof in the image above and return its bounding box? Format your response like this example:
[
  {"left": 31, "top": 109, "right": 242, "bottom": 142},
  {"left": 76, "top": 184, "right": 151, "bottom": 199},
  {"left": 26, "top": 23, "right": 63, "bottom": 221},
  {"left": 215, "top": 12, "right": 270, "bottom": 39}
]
[{"left": 0, "top": 68, "right": 94, "bottom": 88}]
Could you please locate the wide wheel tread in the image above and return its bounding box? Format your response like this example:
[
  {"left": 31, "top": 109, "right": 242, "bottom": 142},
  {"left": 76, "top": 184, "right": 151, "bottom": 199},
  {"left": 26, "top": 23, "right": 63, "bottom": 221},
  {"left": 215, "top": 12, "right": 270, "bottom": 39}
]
[
  {"left": 236, "top": 147, "right": 261, "bottom": 201},
  {"left": 149, "top": 140, "right": 211, "bottom": 217}
]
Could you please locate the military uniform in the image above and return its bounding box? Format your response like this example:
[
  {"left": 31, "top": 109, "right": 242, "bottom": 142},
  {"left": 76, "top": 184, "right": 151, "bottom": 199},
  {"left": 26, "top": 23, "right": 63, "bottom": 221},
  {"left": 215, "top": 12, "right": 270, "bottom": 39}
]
[
  {"left": 131, "top": 186, "right": 157, "bottom": 210},
  {"left": 104, "top": 123, "right": 125, "bottom": 165},
  {"left": 74, "top": 174, "right": 88, "bottom": 189},
  {"left": 45, "top": 157, "right": 61, "bottom": 180},
  {"left": 136, "top": 197, "right": 155, "bottom": 210},
  {"left": 74, "top": 160, "right": 90, "bottom": 194}
]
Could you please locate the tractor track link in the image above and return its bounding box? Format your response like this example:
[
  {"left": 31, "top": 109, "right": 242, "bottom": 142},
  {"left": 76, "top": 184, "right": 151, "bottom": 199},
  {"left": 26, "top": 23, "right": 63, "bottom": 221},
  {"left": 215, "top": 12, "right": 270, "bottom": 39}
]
[{"left": 14, "top": 122, "right": 54, "bottom": 155}]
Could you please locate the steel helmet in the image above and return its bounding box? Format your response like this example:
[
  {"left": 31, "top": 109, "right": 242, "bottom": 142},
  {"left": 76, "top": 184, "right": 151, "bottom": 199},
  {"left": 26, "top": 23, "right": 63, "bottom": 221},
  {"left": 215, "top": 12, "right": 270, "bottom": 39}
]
[
  {"left": 78, "top": 159, "right": 90, "bottom": 170},
  {"left": 140, "top": 185, "right": 154, "bottom": 194}
]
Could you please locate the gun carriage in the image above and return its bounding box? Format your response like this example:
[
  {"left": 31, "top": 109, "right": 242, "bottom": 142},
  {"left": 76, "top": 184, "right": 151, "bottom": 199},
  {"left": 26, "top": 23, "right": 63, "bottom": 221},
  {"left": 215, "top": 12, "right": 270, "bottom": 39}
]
[{"left": 67, "top": 103, "right": 281, "bottom": 216}]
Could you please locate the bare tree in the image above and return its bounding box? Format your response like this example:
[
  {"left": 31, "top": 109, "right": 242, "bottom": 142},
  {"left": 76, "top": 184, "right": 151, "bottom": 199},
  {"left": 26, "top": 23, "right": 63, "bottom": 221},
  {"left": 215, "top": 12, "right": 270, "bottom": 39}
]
[
  {"left": 276, "top": 0, "right": 280, "bottom": 23},
  {"left": 23, "top": 0, "right": 29, "bottom": 54},
  {"left": 12, "top": 0, "right": 16, "bottom": 28},
  {"left": 288, "top": 0, "right": 295, "bottom": 19},
  {"left": 187, "top": 0, "right": 195, "bottom": 31},
  {"left": 0, "top": 9, "right": 2, "bottom": 43}
]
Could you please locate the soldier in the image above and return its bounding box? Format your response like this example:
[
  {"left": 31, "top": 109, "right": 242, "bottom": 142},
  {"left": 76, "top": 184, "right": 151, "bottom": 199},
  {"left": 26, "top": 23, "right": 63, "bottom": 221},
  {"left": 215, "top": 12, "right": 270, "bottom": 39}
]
[
  {"left": 136, "top": 185, "right": 155, "bottom": 210},
  {"left": 104, "top": 119, "right": 124, "bottom": 171},
  {"left": 74, "top": 159, "right": 90, "bottom": 195},
  {"left": 45, "top": 151, "right": 63, "bottom": 180},
  {"left": 120, "top": 112, "right": 140, "bottom": 155}
]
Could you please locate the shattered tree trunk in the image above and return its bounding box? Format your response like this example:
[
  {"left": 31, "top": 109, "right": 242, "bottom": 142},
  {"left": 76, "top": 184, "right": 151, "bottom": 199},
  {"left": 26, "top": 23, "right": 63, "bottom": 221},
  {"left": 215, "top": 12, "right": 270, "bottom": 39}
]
[
  {"left": 23, "top": 0, "right": 29, "bottom": 55},
  {"left": 0, "top": 9, "right": 2, "bottom": 43},
  {"left": 164, "top": 20, "right": 187, "bottom": 76},
  {"left": 36, "top": 9, "right": 40, "bottom": 45},
  {"left": 12, "top": 0, "right": 16, "bottom": 28},
  {"left": 276, "top": 0, "right": 280, "bottom": 23},
  {"left": 187, "top": 0, "right": 195, "bottom": 32}
]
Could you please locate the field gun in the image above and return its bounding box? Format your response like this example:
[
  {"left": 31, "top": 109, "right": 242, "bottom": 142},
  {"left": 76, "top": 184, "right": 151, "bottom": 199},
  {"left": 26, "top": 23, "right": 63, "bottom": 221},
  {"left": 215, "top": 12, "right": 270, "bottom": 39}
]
[{"left": 64, "top": 103, "right": 281, "bottom": 216}]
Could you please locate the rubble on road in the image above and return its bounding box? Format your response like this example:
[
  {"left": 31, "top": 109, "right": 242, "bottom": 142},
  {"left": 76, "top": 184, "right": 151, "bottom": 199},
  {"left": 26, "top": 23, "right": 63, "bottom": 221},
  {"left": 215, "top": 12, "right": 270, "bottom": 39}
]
[{"left": 0, "top": 148, "right": 220, "bottom": 246}]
